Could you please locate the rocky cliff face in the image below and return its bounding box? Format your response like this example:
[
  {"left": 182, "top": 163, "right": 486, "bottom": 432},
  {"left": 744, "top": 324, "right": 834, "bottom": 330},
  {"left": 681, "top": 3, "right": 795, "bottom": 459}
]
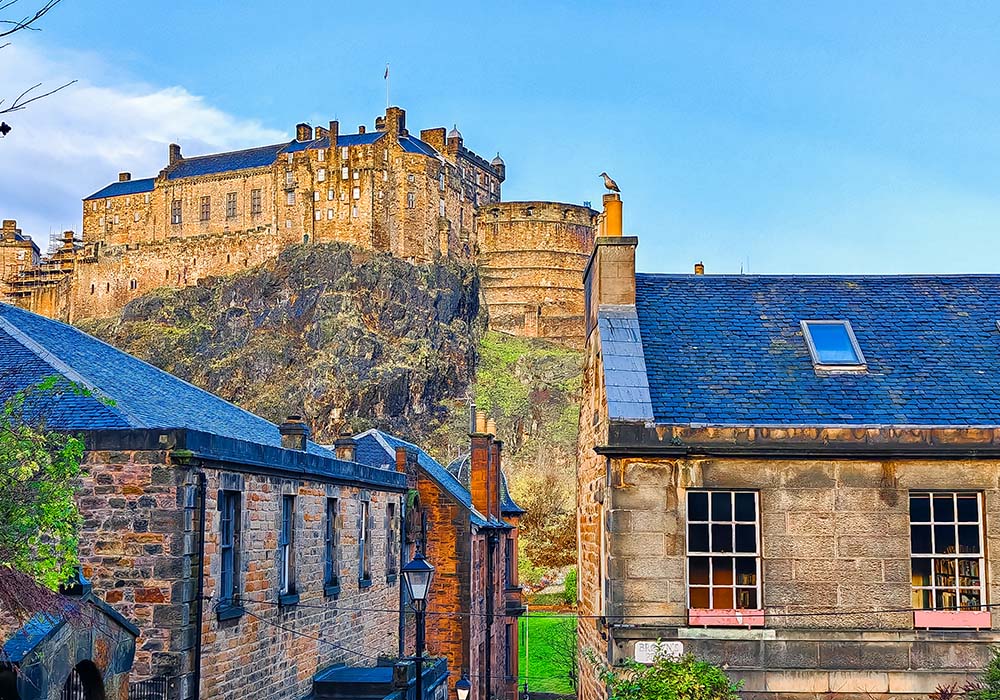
[{"left": 79, "top": 243, "right": 485, "bottom": 447}]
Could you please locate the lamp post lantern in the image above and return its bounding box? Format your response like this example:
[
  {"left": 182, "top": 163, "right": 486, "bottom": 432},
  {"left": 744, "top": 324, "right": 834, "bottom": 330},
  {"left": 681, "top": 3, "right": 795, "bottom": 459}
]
[
  {"left": 455, "top": 674, "right": 471, "bottom": 700},
  {"left": 402, "top": 550, "right": 435, "bottom": 700}
]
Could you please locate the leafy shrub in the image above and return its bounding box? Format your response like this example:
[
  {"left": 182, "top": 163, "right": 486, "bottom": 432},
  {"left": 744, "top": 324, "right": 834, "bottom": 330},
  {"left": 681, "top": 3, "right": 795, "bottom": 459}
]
[
  {"left": 595, "top": 652, "right": 741, "bottom": 700},
  {"left": 564, "top": 567, "right": 578, "bottom": 605},
  {"left": 964, "top": 648, "right": 1000, "bottom": 700}
]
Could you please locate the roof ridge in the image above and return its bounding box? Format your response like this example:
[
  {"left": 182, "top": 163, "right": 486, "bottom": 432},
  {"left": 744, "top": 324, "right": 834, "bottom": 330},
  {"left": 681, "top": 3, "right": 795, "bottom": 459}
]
[
  {"left": 637, "top": 272, "right": 1000, "bottom": 280},
  {"left": 0, "top": 315, "right": 141, "bottom": 427},
  {"left": 173, "top": 141, "right": 290, "bottom": 163}
]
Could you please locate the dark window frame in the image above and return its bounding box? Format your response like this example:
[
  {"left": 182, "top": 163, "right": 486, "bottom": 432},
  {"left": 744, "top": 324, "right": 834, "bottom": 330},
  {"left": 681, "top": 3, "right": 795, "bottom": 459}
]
[
  {"left": 199, "top": 195, "right": 211, "bottom": 222},
  {"left": 278, "top": 494, "right": 298, "bottom": 605},
  {"left": 226, "top": 191, "right": 237, "bottom": 219},
  {"left": 324, "top": 497, "right": 340, "bottom": 596},
  {"left": 686, "top": 489, "right": 761, "bottom": 611},
  {"left": 250, "top": 188, "right": 262, "bottom": 216},
  {"left": 217, "top": 490, "right": 243, "bottom": 620},
  {"left": 170, "top": 198, "right": 182, "bottom": 225},
  {"left": 359, "top": 497, "right": 372, "bottom": 588}
]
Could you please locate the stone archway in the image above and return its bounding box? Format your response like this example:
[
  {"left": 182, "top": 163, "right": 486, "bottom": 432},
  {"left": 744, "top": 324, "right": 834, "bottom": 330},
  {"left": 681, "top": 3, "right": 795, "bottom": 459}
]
[{"left": 60, "top": 661, "right": 104, "bottom": 700}]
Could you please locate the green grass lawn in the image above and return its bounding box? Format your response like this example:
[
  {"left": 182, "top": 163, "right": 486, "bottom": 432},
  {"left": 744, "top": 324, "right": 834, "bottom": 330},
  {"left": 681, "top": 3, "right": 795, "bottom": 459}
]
[{"left": 518, "top": 612, "right": 577, "bottom": 696}]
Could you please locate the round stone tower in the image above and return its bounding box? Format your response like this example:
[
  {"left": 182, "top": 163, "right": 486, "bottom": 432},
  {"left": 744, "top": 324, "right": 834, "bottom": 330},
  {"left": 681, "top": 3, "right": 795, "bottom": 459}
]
[{"left": 476, "top": 201, "right": 597, "bottom": 347}]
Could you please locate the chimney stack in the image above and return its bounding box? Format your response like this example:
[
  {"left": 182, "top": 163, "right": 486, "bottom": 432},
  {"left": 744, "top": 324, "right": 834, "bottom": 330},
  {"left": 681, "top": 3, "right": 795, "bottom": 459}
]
[
  {"left": 278, "top": 414, "right": 310, "bottom": 451},
  {"left": 358, "top": 125, "right": 366, "bottom": 134},
  {"left": 470, "top": 411, "right": 491, "bottom": 517},
  {"left": 584, "top": 192, "right": 638, "bottom": 338},
  {"left": 1, "top": 220, "right": 17, "bottom": 239},
  {"left": 334, "top": 430, "right": 357, "bottom": 461},
  {"left": 118, "top": 172, "right": 131, "bottom": 182},
  {"left": 694, "top": 262, "right": 705, "bottom": 275},
  {"left": 296, "top": 123, "right": 313, "bottom": 142},
  {"left": 169, "top": 144, "right": 183, "bottom": 165},
  {"left": 489, "top": 437, "right": 503, "bottom": 518},
  {"left": 329, "top": 120, "right": 339, "bottom": 147}
]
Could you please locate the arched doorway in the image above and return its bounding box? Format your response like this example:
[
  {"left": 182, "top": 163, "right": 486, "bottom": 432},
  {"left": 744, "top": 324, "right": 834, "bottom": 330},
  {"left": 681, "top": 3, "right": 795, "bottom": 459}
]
[
  {"left": 0, "top": 666, "right": 19, "bottom": 700},
  {"left": 60, "top": 661, "right": 104, "bottom": 700}
]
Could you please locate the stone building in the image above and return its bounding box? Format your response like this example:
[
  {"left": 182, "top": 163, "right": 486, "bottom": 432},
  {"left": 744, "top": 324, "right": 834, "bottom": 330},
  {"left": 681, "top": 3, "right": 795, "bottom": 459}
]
[
  {"left": 577, "top": 194, "right": 1000, "bottom": 699},
  {"left": 0, "top": 302, "right": 434, "bottom": 700},
  {"left": 350, "top": 415, "right": 526, "bottom": 700},
  {"left": 1, "top": 106, "right": 596, "bottom": 347},
  {"left": 0, "top": 219, "right": 40, "bottom": 291}
]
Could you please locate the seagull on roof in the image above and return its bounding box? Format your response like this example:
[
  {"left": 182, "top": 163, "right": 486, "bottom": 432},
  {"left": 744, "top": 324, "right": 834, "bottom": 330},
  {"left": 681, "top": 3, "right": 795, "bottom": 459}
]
[{"left": 600, "top": 172, "right": 621, "bottom": 192}]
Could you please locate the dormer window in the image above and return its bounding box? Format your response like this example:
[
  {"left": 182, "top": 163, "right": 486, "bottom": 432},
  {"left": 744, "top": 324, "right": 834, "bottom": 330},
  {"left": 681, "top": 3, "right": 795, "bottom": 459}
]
[{"left": 801, "top": 320, "right": 866, "bottom": 369}]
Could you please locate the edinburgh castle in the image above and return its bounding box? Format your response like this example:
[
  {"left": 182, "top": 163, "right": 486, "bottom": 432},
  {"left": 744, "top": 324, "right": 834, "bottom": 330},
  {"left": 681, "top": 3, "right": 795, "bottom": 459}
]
[{"left": 0, "top": 106, "right": 598, "bottom": 346}]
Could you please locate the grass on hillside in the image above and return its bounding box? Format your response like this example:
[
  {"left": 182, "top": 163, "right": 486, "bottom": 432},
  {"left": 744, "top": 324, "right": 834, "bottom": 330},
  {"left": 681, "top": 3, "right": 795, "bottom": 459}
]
[{"left": 518, "top": 612, "right": 577, "bottom": 696}]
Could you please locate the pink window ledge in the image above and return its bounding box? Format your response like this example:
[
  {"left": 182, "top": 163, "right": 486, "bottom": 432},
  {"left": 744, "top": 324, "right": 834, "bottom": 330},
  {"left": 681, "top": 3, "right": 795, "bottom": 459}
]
[
  {"left": 688, "top": 608, "right": 765, "bottom": 627},
  {"left": 914, "top": 610, "right": 991, "bottom": 630}
]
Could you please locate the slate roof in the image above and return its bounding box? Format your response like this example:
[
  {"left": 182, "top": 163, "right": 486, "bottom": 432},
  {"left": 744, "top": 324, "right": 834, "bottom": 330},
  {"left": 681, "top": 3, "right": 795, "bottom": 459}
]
[
  {"left": 83, "top": 177, "right": 156, "bottom": 201},
  {"left": 353, "top": 430, "right": 490, "bottom": 526},
  {"left": 598, "top": 305, "right": 654, "bottom": 422},
  {"left": 399, "top": 135, "right": 439, "bottom": 157},
  {"left": 2, "top": 613, "right": 60, "bottom": 663},
  {"left": 0, "top": 302, "right": 332, "bottom": 456},
  {"left": 632, "top": 274, "right": 1000, "bottom": 427}
]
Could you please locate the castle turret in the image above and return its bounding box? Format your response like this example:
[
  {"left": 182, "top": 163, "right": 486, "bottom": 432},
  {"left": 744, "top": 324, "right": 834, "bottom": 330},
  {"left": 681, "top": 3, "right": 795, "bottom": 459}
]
[{"left": 490, "top": 153, "right": 506, "bottom": 183}]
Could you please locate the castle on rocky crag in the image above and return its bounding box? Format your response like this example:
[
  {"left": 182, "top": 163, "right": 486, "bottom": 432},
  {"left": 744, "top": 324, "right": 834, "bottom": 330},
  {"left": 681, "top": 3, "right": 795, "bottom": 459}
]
[{"left": 1, "top": 106, "right": 597, "bottom": 346}]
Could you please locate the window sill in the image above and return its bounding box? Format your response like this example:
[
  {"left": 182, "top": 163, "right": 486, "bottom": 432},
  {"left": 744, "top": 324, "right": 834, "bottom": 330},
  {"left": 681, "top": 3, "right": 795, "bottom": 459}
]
[
  {"left": 914, "top": 610, "right": 991, "bottom": 630},
  {"left": 278, "top": 592, "right": 300, "bottom": 607},
  {"left": 324, "top": 583, "right": 341, "bottom": 598},
  {"left": 688, "top": 608, "right": 764, "bottom": 627},
  {"left": 216, "top": 604, "right": 244, "bottom": 622},
  {"left": 359, "top": 578, "right": 373, "bottom": 590}
]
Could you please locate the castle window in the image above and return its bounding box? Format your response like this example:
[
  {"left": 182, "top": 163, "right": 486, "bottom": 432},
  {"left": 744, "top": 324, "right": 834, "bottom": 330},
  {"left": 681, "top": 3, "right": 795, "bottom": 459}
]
[
  {"left": 910, "top": 492, "right": 985, "bottom": 613},
  {"left": 129, "top": 279, "right": 137, "bottom": 290},
  {"left": 317, "top": 168, "right": 326, "bottom": 182},
  {"left": 287, "top": 152, "right": 293, "bottom": 165},
  {"left": 91, "top": 201, "right": 98, "bottom": 212},
  {"left": 341, "top": 167, "right": 349, "bottom": 180},
  {"left": 134, "top": 212, "right": 140, "bottom": 222},
  {"left": 286, "top": 219, "right": 292, "bottom": 228},
  {"left": 171, "top": 199, "right": 182, "bottom": 225},
  {"left": 407, "top": 192, "right": 415, "bottom": 209},
  {"left": 359, "top": 497, "right": 372, "bottom": 586},
  {"left": 687, "top": 490, "right": 761, "bottom": 612},
  {"left": 314, "top": 210, "right": 322, "bottom": 221},
  {"left": 90, "top": 284, "right": 95, "bottom": 295},
  {"left": 226, "top": 192, "right": 237, "bottom": 218},
  {"left": 285, "top": 171, "right": 294, "bottom": 186},
  {"left": 250, "top": 189, "right": 262, "bottom": 216},
  {"left": 219, "top": 489, "right": 241, "bottom": 609},
  {"left": 199, "top": 196, "right": 210, "bottom": 221},
  {"left": 317, "top": 149, "right": 325, "bottom": 162},
  {"left": 106, "top": 199, "right": 111, "bottom": 209},
  {"left": 278, "top": 495, "right": 296, "bottom": 597},
  {"left": 314, "top": 191, "right": 320, "bottom": 202},
  {"left": 327, "top": 208, "right": 334, "bottom": 220},
  {"left": 383, "top": 170, "right": 388, "bottom": 181},
  {"left": 439, "top": 173, "right": 445, "bottom": 191},
  {"left": 351, "top": 206, "right": 358, "bottom": 218},
  {"left": 113, "top": 214, "right": 119, "bottom": 225},
  {"left": 407, "top": 174, "right": 414, "bottom": 183},
  {"left": 325, "top": 498, "right": 340, "bottom": 594},
  {"left": 165, "top": 269, "right": 170, "bottom": 280},
  {"left": 286, "top": 192, "right": 295, "bottom": 206},
  {"left": 328, "top": 188, "right": 334, "bottom": 201},
  {"left": 341, "top": 146, "right": 349, "bottom": 159},
  {"left": 386, "top": 501, "right": 398, "bottom": 582},
  {"left": 226, "top": 254, "right": 231, "bottom": 264},
  {"left": 383, "top": 149, "right": 388, "bottom": 161},
  {"left": 353, "top": 170, "right": 360, "bottom": 180},
  {"left": 352, "top": 187, "right": 360, "bottom": 200},
  {"left": 98, "top": 217, "right": 104, "bottom": 227},
  {"left": 106, "top": 283, "right": 110, "bottom": 293},
  {"left": 439, "top": 199, "right": 445, "bottom": 217},
  {"left": 144, "top": 193, "right": 150, "bottom": 204}
]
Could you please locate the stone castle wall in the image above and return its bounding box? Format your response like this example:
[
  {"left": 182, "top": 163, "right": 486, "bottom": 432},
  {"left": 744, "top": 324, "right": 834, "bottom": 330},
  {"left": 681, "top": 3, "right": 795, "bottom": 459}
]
[{"left": 478, "top": 201, "right": 597, "bottom": 347}]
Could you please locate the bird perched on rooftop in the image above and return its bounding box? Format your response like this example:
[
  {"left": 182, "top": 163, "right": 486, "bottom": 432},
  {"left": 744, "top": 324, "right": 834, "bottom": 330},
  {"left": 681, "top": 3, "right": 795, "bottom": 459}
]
[{"left": 600, "top": 171, "right": 620, "bottom": 192}]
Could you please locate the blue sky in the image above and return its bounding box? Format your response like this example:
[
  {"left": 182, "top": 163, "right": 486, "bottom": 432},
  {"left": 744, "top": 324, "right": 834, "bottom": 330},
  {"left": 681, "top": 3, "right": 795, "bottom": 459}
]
[{"left": 5, "top": 1, "right": 1000, "bottom": 273}]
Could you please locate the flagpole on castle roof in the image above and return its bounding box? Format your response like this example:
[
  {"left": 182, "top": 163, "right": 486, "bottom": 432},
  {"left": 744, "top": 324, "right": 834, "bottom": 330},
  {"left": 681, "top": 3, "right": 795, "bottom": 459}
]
[{"left": 385, "top": 63, "right": 390, "bottom": 110}]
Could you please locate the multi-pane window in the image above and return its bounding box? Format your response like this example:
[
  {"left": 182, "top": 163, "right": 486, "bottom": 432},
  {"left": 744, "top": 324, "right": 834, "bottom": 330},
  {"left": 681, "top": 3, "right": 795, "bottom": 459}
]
[
  {"left": 170, "top": 199, "right": 182, "bottom": 224},
  {"left": 359, "top": 499, "right": 372, "bottom": 584},
  {"left": 317, "top": 149, "right": 325, "bottom": 162},
  {"left": 406, "top": 192, "right": 416, "bottom": 209},
  {"left": 250, "top": 189, "right": 262, "bottom": 216},
  {"left": 219, "top": 491, "right": 240, "bottom": 605},
  {"left": 317, "top": 168, "right": 326, "bottom": 182},
  {"left": 341, "top": 167, "right": 349, "bottom": 180},
  {"left": 226, "top": 192, "right": 237, "bottom": 218},
  {"left": 285, "top": 171, "right": 294, "bottom": 186},
  {"left": 439, "top": 173, "right": 445, "bottom": 191},
  {"left": 278, "top": 495, "right": 296, "bottom": 595},
  {"left": 505, "top": 536, "right": 515, "bottom": 585},
  {"left": 352, "top": 187, "right": 360, "bottom": 200},
  {"left": 286, "top": 192, "right": 295, "bottom": 206},
  {"left": 910, "top": 492, "right": 985, "bottom": 611},
  {"left": 325, "top": 498, "right": 339, "bottom": 590},
  {"left": 386, "top": 502, "right": 398, "bottom": 579},
  {"left": 686, "top": 490, "right": 760, "bottom": 610},
  {"left": 199, "top": 196, "right": 211, "bottom": 221}
]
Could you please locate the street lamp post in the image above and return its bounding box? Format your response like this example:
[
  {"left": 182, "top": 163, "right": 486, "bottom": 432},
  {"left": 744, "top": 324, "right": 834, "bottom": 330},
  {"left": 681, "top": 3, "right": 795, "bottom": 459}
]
[
  {"left": 455, "top": 674, "right": 471, "bottom": 700},
  {"left": 402, "top": 550, "right": 435, "bottom": 700}
]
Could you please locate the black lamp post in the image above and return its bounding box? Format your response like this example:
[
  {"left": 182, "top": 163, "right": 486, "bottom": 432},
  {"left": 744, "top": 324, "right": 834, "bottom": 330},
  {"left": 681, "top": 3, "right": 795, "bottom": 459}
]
[
  {"left": 455, "top": 674, "right": 471, "bottom": 700},
  {"left": 402, "top": 550, "right": 435, "bottom": 700}
]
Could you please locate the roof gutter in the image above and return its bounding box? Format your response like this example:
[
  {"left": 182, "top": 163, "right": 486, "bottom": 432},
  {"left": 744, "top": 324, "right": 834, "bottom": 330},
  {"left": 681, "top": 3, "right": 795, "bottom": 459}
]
[{"left": 594, "top": 443, "right": 1000, "bottom": 460}]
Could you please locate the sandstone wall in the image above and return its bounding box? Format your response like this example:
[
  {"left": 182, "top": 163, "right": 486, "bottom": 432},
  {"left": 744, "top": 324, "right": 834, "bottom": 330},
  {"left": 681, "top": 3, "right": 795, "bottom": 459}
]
[
  {"left": 478, "top": 202, "right": 596, "bottom": 348},
  {"left": 78, "top": 446, "right": 403, "bottom": 700}
]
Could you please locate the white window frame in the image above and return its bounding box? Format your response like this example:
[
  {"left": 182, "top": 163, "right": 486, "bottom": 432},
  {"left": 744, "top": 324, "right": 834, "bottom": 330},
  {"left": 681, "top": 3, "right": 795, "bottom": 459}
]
[
  {"left": 800, "top": 319, "right": 866, "bottom": 370},
  {"left": 317, "top": 168, "right": 326, "bottom": 182},
  {"left": 352, "top": 186, "right": 360, "bottom": 200},
  {"left": 317, "top": 149, "right": 325, "bottom": 162},
  {"left": 910, "top": 491, "right": 986, "bottom": 611},
  {"left": 686, "top": 490, "right": 761, "bottom": 611},
  {"left": 341, "top": 167, "right": 349, "bottom": 180}
]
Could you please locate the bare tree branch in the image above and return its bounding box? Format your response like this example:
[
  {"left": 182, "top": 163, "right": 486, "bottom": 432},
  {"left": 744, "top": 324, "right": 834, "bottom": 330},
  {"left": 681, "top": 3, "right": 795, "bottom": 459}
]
[
  {"left": 0, "top": 0, "right": 61, "bottom": 39},
  {"left": 0, "top": 79, "right": 76, "bottom": 114}
]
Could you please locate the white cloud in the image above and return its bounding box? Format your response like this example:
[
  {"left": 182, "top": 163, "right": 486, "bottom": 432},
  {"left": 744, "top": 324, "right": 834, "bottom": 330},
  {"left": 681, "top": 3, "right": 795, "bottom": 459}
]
[{"left": 0, "top": 42, "right": 286, "bottom": 249}]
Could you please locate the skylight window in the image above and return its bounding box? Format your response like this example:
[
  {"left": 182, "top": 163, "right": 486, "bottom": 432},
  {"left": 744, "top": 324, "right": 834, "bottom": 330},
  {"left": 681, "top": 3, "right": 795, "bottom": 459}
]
[{"left": 801, "top": 320, "right": 866, "bottom": 369}]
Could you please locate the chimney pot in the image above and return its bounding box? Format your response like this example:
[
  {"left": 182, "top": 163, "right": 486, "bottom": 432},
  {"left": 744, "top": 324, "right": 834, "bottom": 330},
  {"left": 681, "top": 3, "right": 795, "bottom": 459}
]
[
  {"left": 118, "top": 172, "right": 131, "bottom": 182},
  {"left": 475, "top": 410, "right": 488, "bottom": 435},
  {"left": 278, "top": 414, "right": 310, "bottom": 451},
  {"left": 486, "top": 418, "right": 497, "bottom": 436},
  {"left": 602, "top": 193, "right": 623, "bottom": 237},
  {"left": 694, "top": 262, "right": 705, "bottom": 275},
  {"left": 334, "top": 429, "right": 357, "bottom": 462}
]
